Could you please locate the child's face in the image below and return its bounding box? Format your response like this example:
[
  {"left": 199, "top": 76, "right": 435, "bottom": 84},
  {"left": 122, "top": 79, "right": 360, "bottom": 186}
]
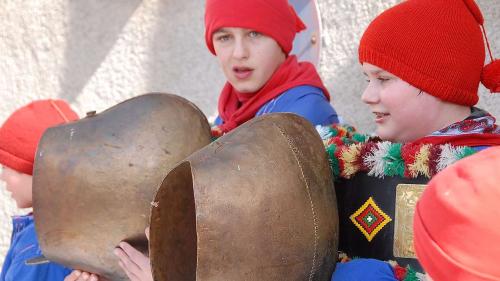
[
  {"left": 361, "top": 63, "right": 448, "bottom": 143},
  {"left": 0, "top": 165, "right": 33, "bottom": 208},
  {"left": 212, "top": 27, "right": 286, "bottom": 93}
]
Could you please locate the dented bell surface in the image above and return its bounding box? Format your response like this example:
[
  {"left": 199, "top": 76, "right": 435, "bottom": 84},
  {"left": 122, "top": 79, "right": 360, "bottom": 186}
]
[
  {"left": 150, "top": 113, "right": 339, "bottom": 281},
  {"left": 33, "top": 93, "right": 212, "bottom": 280}
]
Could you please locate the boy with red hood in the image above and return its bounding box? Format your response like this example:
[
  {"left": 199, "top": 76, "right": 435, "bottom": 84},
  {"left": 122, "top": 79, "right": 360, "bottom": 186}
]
[
  {"left": 414, "top": 146, "right": 500, "bottom": 281},
  {"left": 206, "top": 0, "right": 339, "bottom": 137},
  {"left": 332, "top": 0, "right": 500, "bottom": 279},
  {"left": 0, "top": 100, "right": 79, "bottom": 281}
]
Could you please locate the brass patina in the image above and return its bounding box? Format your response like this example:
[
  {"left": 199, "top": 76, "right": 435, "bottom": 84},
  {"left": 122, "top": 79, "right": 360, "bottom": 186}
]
[
  {"left": 150, "top": 113, "right": 339, "bottom": 281},
  {"left": 33, "top": 93, "right": 212, "bottom": 280}
]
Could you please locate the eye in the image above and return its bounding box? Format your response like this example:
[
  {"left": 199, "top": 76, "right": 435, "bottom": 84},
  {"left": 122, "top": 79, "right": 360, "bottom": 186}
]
[
  {"left": 215, "top": 34, "right": 231, "bottom": 42},
  {"left": 377, "top": 77, "right": 390, "bottom": 83},
  {"left": 248, "top": 31, "right": 261, "bottom": 38}
]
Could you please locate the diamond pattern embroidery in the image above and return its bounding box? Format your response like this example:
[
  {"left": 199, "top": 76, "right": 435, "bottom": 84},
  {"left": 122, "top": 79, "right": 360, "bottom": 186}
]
[{"left": 350, "top": 197, "right": 392, "bottom": 242}]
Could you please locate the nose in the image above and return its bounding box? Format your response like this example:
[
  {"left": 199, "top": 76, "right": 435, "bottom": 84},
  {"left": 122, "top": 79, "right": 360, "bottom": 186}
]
[
  {"left": 361, "top": 81, "right": 380, "bottom": 105},
  {"left": 232, "top": 38, "right": 249, "bottom": 60}
]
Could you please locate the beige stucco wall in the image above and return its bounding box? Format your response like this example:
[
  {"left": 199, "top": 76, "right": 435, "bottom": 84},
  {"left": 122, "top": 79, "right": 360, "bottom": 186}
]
[{"left": 0, "top": 0, "right": 498, "bottom": 269}]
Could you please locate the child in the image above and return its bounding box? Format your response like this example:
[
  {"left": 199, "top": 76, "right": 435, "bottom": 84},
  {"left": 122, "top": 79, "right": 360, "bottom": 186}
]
[
  {"left": 206, "top": 0, "right": 339, "bottom": 136},
  {"left": 333, "top": 0, "right": 499, "bottom": 279},
  {"left": 0, "top": 100, "right": 79, "bottom": 281},
  {"left": 358, "top": 0, "right": 500, "bottom": 148},
  {"left": 414, "top": 146, "right": 500, "bottom": 281},
  {"left": 65, "top": 1, "right": 339, "bottom": 280}
]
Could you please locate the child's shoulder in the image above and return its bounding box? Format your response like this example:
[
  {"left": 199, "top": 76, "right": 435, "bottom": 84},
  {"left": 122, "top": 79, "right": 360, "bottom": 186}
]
[
  {"left": 263, "top": 85, "right": 328, "bottom": 111},
  {"left": 9, "top": 215, "right": 40, "bottom": 261},
  {"left": 3, "top": 216, "right": 72, "bottom": 280},
  {"left": 259, "top": 85, "right": 338, "bottom": 125},
  {"left": 282, "top": 85, "right": 325, "bottom": 98}
]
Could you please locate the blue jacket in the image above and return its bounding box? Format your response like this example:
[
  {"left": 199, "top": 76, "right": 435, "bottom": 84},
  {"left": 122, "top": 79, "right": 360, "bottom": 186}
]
[
  {"left": 0, "top": 215, "right": 71, "bottom": 281},
  {"left": 332, "top": 259, "right": 398, "bottom": 281},
  {"left": 215, "top": 85, "right": 340, "bottom": 126}
]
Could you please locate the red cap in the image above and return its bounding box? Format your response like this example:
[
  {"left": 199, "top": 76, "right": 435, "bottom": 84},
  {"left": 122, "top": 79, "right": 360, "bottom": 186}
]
[
  {"left": 0, "top": 100, "right": 79, "bottom": 175},
  {"left": 359, "top": 0, "right": 499, "bottom": 106},
  {"left": 414, "top": 146, "right": 500, "bottom": 281},
  {"left": 205, "top": 0, "right": 306, "bottom": 55}
]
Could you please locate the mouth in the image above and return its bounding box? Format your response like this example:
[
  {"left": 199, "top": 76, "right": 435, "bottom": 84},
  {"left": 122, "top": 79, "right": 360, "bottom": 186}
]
[
  {"left": 232, "top": 66, "right": 254, "bottom": 80},
  {"left": 373, "top": 111, "right": 390, "bottom": 123}
]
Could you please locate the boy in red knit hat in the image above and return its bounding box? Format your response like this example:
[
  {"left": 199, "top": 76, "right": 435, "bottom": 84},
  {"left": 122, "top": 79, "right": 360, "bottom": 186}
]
[
  {"left": 0, "top": 100, "right": 79, "bottom": 281},
  {"left": 205, "top": 0, "right": 339, "bottom": 137},
  {"left": 65, "top": 1, "right": 338, "bottom": 280},
  {"left": 414, "top": 146, "right": 500, "bottom": 281},
  {"left": 358, "top": 0, "right": 500, "bottom": 147},
  {"left": 333, "top": 0, "right": 499, "bottom": 280}
]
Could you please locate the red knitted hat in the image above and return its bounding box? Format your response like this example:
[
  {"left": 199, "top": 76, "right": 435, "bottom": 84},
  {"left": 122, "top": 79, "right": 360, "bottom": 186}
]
[
  {"left": 414, "top": 146, "right": 500, "bottom": 281},
  {"left": 359, "top": 0, "right": 500, "bottom": 106},
  {"left": 204, "top": 0, "right": 306, "bottom": 55},
  {"left": 0, "top": 100, "right": 79, "bottom": 175}
]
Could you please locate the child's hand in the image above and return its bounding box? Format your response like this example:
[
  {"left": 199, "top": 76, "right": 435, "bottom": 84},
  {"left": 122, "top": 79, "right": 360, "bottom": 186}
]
[
  {"left": 114, "top": 227, "right": 153, "bottom": 281},
  {"left": 64, "top": 270, "right": 101, "bottom": 281}
]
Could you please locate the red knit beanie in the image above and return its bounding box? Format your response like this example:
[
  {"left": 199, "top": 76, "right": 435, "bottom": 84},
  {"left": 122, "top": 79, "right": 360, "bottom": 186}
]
[
  {"left": 204, "top": 0, "right": 306, "bottom": 55},
  {"left": 0, "top": 100, "right": 79, "bottom": 175},
  {"left": 414, "top": 146, "right": 500, "bottom": 281},
  {"left": 359, "top": 0, "right": 500, "bottom": 106}
]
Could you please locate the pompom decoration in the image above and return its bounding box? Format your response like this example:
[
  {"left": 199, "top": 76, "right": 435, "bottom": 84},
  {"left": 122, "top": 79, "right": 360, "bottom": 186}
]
[{"left": 481, "top": 59, "right": 500, "bottom": 93}]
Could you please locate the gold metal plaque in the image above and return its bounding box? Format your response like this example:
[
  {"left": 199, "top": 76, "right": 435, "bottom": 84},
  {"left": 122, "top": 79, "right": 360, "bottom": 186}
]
[{"left": 394, "top": 184, "right": 426, "bottom": 258}]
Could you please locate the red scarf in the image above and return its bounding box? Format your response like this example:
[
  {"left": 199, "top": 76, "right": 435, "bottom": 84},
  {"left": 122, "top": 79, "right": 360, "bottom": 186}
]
[
  {"left": 414, "top": 134, "right": 500, "bottom": 147},
  {"left": 413, "top": 109, "right": 500, "bottom": 147},
  {"left": 216, "top": 55, "right": 330, "bottom": 134}
]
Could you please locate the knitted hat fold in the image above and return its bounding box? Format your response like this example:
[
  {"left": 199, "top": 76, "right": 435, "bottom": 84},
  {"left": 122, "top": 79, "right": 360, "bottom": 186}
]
[
  {"left": 0, "top": 100, "right": 79, "bottom": 175},
  {"left": 205, "top": 0, "right": 306, "bottom": 55}
]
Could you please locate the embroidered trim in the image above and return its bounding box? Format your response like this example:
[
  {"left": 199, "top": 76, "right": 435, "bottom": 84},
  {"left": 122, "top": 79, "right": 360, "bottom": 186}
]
[{"left": 349, "top": 197, "right": 392, "bottom": 242}]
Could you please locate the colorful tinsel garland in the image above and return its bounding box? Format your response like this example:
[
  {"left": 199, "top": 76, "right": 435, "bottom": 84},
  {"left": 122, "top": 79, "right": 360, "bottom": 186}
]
[{"left": 316, "top": 124, "right": 477, "bottom": 180}]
